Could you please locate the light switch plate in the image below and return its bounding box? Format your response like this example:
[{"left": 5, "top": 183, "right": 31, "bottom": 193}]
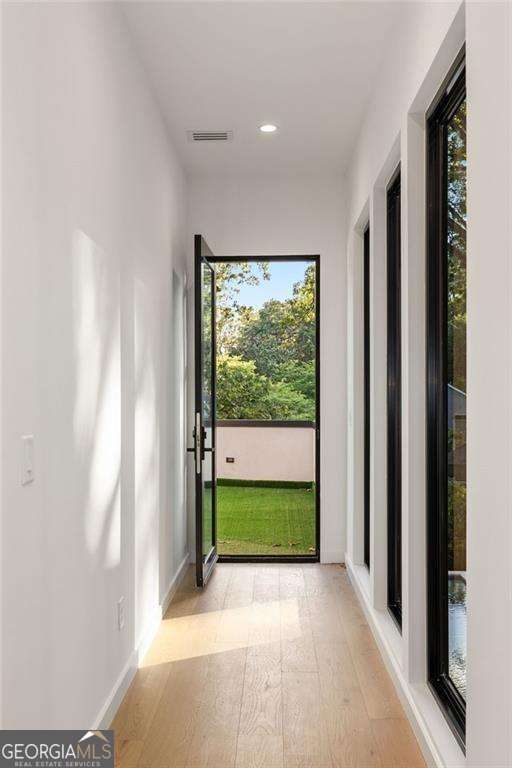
[
  {"left": 21, "top": 435, "right": 35, "bottom": 485},
  {"left": 117, "top": 597, "right": 125, "bottom": 631}
]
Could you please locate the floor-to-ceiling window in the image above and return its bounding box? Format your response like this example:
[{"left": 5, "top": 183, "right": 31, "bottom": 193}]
[
  {"left": 363, "top": 224, "right": 371, "bottom": 569},
  {"left": 426, "top": 54, "right": 466, "bottom": 745},
  {"left": 387, "top": 168, "right": 402, "bottom": 628}
]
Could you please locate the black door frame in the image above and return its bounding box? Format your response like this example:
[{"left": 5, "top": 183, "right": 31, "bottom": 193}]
[
  {"left": 194, "top": 235, "right": 218, "bottom": 587},
  {"left": 363, "top": 226, "right": 371, "bottom": 569},
  {"left": 386, "top": 166, "right": 402, "bottom": 629},
  {"left": 206, "top": 253, "right": 321, "bottom": 564}
]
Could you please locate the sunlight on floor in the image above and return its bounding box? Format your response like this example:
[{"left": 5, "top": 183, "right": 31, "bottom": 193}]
[
  {"left": 112, "top": 564, "right": 426, "bottom": 768},
  {"left": 141, "top": 596, "right": 306, "bottom": 667}
]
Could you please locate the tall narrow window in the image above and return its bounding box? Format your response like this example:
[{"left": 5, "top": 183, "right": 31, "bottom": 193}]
[
  {"left": 426, "top": 56, "right": 466, "bottom": 745},
  {"left": 363, "top": 224, "right": 370, "bottom": 569},
  {"left": 387, "top": 168, "right": 402, "bottom": 628}
]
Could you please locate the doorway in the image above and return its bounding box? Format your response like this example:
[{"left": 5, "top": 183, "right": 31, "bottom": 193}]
[{"left": 193, "top": 237, "right": 320, "bottom": 581}]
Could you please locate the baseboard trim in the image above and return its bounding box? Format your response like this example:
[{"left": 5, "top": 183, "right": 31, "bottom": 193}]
[
  {"left": 345, "top": 555, "right": 465, "bottom": 768},
  {"left": 94, "top": 553, "right": 190, "bottom": 730},
  {"left": 95, "top": 652, "right": 137, "bottom": 730},
  {"left": 160, "top": 553, "right": 190, "bottom": 618},
  {"left": 136, "top": 553, "right": 191, "bottom": 664}
]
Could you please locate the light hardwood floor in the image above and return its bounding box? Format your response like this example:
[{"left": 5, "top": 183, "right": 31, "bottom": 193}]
[{"left": 111, "top": 564, "right": 425, "bottom": 768}]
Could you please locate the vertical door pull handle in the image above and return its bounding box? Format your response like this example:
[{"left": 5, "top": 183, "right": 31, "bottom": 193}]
[{"left": 195, "top": 412, "right": 202, "bottom": 474}]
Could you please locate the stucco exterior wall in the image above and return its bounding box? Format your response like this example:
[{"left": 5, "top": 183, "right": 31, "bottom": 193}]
[{"left": 216, "top": 424, "right": 315, "bottom": 482}]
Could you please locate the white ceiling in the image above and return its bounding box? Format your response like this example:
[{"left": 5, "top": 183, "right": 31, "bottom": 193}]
[{"left": 123, "top": 2, "right": 409, "bottom": 176}]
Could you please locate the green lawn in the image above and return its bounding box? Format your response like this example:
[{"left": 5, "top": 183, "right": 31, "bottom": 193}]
[{"left": 217, "top": 483, "right": 316, "bottom": 556}]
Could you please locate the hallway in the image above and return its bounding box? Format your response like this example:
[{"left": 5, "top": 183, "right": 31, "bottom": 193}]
[{"left": 112, "top": 564, "right": 425, "bottom": 767}]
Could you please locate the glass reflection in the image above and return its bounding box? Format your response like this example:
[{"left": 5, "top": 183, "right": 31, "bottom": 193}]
[
  {"left": 202, "top": 262, "right": 214, "bottom": 557},
  {"left": 446, "top": 97, "right": 467, "bottom": 697}
]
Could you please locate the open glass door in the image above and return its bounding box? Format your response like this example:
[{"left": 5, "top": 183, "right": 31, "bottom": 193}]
[{"left": 194, "top": 235, "right": 217, "bottom": 587}]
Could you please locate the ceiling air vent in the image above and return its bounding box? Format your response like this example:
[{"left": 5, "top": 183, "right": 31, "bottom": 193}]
[{"left": 187, "top": 130, "right": 233, "bottom": 143}]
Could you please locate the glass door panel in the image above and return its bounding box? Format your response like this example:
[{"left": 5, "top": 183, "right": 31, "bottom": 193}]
[{"left": 194, "top": 235, "right": 217, "bottom": 587}]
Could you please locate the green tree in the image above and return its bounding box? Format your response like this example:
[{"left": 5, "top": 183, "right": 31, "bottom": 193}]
[
  {"left": 216, "top": 356, "right": 270, "bottom": 419},
  {"left": 265, "top": 380, "right": 314, "bottom": 420},
  {"left": 276, "top": 360, "right": 315, "bottom": 401},
  {"left": 215, "top": 262, "right": 269, "bottom": 355},
  {"left": 447, "top": 100, "right": 467, "bottom": 392},
  {"left": 232, "top": 264, "right": 316, "bottom": 379},
  {"left": 232, "top": 299, "right": 293, "bottom": 379},
  {"left": 288, "top": 263, "right": 316, "bottom": 364},
  {"left": 216, "top": 355, "right": 314, "bottom": 420},
  {"left": 216, "top": 262, "right": 317, "bottom": 421}
]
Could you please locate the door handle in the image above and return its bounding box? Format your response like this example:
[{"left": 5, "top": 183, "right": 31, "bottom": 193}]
[
  {"left": 187, "top": 443, "right": 214, "bottom": 454},
  {"left": 186, "top": 415, "right": 202, "bottom": 473},
  {"left": 195, "top": 412, "right": 201, "bottom": 474},
  {"left": 187, "top": 416, "right": 215, "bottom": 465}
]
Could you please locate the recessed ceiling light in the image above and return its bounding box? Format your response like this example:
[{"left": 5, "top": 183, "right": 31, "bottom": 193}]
[{"left": 259, "top": 124, "right": 278, "bottom": 133}]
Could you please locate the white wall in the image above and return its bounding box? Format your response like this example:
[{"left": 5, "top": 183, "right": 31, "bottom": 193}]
[
  {"left": 345, "top": 2, "right": 465, "bottom": 230},
  {"left": 345, "top": 2, "right": 512, "bottom": 767},
  {"left": 187, "top": 174, "right": 346, "bottom": 563},
  {"left": 465, "top": 3, "right": 512, "bottom": 765},
  {"left": 1, "top": 2, "right": 187, "bottom": 729}
]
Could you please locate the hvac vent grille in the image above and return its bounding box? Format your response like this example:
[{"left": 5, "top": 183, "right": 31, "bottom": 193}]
[{"left": 187, "top": 130, "right": 233, "bottom": 142}]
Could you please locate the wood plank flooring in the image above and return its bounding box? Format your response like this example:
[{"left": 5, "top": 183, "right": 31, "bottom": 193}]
[{"left": 112, "top": 564, "right": 425, "bottom": 768}]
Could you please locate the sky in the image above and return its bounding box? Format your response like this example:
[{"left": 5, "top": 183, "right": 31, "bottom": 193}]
[{"left": 235, "top": 261, "right": 310, "bottom": 308}]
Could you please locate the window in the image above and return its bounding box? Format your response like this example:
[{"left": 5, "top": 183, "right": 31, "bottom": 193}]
[
  {"left": 426, "top": 54, "right": 466, "bottom": 745},
  {"left": 363, "top": 224, "right": 370, "bottom": 569},
  {"left": 387, "top": 168, "right": 402, "bottom": 629}
]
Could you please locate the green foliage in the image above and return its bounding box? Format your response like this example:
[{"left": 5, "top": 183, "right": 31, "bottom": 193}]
[
  {"left": 276, "top": 360, "right": 316, "bottom": 401},
  {"left": 215, "top": 262, "right": 269, "bottom": 355},
  {"left": 447, "top": 100, "right": 467, "bottom": 392},
  {"left": 232, "top": 264, "right": 316, "bottom": 379},
  {"left": 288, "top": 263, "right": 316, "bottom": 364},
  {"left": 216, "top": 356, "right": 270, "bottom": 420},
  {"left": 264, "top": 380, "right": 314, "bottom": 420},
  {"left": 232, "top": 299, "right": 292, "bottom": 379},
  {"left": 216, "top": 355, "right": 314, "bottom": 421}
]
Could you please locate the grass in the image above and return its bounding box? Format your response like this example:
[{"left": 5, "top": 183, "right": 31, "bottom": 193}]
[{"left": 216, "top": 483, "right": 316, "bottom": 556}]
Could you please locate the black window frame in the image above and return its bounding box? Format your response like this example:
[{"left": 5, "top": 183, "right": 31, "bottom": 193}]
[
  {"left": 363, "top": 224, "right": 371, "bottom": 570},
  {"left": 386, "top": 167, "right": 402, "bottom": 630},
  {"left": 426, "top": 50, "right": 466, "bottom": 748}
]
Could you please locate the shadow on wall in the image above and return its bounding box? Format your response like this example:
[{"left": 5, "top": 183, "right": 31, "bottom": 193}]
[
  {"left": 68, "top": 230, "right": 123, "bottom": 727},
  {"left": 71, "top": 231, "right": 163, "bottom": 717},
  {"left": 35, "top": 230, "right": 186, "bottom": 728},
  {"left": 73, "top": 230, "right": 121, "bottom": 571},
  {"left": 170, "top": 270, "right": 187, "bottom": 574},
  {"left": 134, "top": 274, "right": 160, "bottom": 650}
]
